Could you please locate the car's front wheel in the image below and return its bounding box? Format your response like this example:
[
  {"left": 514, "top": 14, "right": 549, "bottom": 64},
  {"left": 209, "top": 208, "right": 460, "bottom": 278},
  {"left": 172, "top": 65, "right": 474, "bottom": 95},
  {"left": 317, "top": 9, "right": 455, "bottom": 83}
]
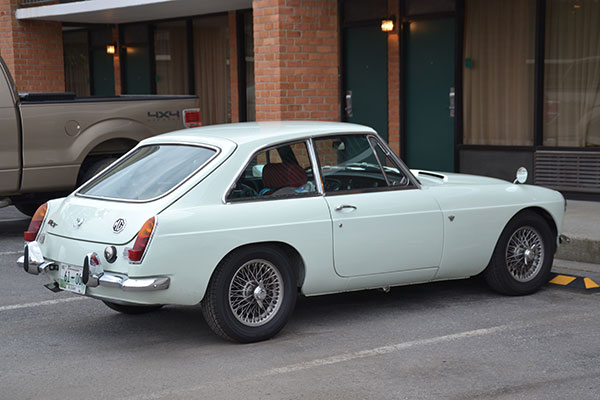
[
  {"left": 484, "top": 211, "right": 555, "bottom": 295},
  {"left": 201, "top": 245, "right": 297, "bottom": 343}
]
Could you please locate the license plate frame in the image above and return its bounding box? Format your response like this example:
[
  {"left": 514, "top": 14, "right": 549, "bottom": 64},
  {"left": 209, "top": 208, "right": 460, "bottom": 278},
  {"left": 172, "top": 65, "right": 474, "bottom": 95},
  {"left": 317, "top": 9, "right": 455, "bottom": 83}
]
[{"left": 58, "top": 263, "right": 86, "bottom": 295}]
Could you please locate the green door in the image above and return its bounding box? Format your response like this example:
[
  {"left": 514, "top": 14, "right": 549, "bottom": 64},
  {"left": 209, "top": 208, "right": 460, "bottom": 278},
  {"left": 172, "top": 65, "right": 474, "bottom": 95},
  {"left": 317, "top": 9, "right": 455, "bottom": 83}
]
[
  {"left": 91, "top": 49, "right": 115, "bottom": 96},
  {"left": 406, "top": 18, "right": 455, "bottom": 172},
  {"left": 343, "top": 25, "right": 388, "bottom": 141}
]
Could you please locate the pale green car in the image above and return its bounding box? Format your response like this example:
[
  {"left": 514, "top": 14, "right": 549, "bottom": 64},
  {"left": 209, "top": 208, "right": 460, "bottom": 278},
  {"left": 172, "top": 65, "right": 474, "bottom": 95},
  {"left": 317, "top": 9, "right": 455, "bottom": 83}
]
[{"left": 18, "top": 121, "right": 566, "bottom": 343}]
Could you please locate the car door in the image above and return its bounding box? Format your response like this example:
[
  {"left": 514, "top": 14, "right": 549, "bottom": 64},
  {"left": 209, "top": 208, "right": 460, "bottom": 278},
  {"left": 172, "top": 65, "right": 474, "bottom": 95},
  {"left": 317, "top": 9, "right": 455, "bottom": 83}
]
[{"left": 313, "top": 134, "right": 444, "bottom": 278}]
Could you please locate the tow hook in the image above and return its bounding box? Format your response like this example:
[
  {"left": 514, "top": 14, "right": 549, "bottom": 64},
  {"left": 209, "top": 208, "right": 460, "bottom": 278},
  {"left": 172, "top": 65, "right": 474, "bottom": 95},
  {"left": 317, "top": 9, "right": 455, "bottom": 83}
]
[{"left": 559, "top": 234, "right": 571, "bottom": 244}]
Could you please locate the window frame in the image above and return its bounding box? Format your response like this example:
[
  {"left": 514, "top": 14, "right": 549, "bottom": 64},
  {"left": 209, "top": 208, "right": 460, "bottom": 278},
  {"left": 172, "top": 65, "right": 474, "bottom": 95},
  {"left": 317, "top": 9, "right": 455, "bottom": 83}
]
[
  {"left": 76, "top": 142, "right": 221, "bottom": 204},
  {"left": 312, "top": 133, "right": 419, "bottom": 197},
  {"left": 223, "top": 139, "right": 324, "bottom": 204}
]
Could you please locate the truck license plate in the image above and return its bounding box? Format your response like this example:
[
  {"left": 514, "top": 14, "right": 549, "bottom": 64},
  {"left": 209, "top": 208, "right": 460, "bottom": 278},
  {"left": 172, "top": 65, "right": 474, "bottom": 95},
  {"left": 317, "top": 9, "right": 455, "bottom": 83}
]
[{"left": 59, "top": 264, "right": 86, "bottom": 295}]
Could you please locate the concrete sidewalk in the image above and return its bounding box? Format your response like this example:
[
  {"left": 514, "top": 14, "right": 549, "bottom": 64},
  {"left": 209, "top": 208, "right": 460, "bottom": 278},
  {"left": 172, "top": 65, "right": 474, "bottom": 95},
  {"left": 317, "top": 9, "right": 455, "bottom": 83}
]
[{"left": 554, "top": 200, "right": 600, "bottom": 273}]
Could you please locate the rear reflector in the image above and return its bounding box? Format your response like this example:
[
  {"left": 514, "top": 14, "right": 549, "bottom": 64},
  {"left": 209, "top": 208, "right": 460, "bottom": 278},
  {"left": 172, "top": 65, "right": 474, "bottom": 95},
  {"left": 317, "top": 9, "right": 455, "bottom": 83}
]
[
  {"left": 183, "top": 108, "right": 202, "bottom": 128},
  {"left": 24, "top": 203, "right": 48, "bottom": 242},
  {"left": 128, "top": 216, "right": 156, "bottom": 263}
]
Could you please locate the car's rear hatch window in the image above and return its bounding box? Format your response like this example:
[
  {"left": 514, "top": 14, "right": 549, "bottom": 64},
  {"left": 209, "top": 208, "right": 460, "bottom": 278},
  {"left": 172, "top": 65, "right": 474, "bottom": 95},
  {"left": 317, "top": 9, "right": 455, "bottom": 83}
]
[{"left": 78, "top": 144, "right": 217, "bottom": 201}]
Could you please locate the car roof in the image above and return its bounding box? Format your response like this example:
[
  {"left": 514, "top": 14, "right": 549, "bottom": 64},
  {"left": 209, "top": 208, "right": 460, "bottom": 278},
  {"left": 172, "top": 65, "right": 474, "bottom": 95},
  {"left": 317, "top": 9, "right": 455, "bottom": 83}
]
[{"left": 142, "top": 121, "right": 377, "bottom": 148}]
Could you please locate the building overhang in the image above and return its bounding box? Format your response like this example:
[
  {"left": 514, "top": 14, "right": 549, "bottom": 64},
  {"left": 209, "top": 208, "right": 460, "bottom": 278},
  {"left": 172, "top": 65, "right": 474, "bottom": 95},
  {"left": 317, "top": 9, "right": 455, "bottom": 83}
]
[{"left": 16, "top": 0, "right": 252, "bottom": 24}]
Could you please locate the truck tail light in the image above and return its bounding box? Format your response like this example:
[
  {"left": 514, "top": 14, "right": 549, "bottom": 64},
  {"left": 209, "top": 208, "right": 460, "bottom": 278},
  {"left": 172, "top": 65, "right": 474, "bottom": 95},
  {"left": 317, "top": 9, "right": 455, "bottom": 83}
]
[
  {"left": 128, "top": 217, "right": 156, "bottom": 263},
  {"left": 183, "top": 108, "right": 202, "bottom": 128},
  {"left": 24, "top": 203, "right": 48, "bottom": 242}
]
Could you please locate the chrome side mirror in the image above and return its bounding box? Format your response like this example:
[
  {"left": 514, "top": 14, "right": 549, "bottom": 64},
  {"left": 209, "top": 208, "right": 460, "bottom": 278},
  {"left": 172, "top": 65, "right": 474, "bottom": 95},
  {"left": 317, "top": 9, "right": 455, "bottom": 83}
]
[{"left": 513, "top": 167, "right": 528, "bottom": 184}]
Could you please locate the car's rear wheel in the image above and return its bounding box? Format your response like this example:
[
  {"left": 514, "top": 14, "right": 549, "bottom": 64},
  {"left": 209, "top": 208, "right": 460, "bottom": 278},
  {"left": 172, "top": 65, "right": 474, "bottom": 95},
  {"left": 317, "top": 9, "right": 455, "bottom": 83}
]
[
  {"left": 201, "top": 245, "right": 297, "bottom": 343},
  {"left": 484, "top": 211, "right": 555, "bottom": 295},
  {"left": 103, "top": 301, "right": 163, "bottom": 315}
]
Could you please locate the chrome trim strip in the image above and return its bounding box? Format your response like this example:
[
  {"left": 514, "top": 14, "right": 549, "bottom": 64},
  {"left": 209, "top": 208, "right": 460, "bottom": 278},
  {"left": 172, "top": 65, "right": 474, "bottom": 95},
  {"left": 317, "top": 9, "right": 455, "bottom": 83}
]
[
  {"left": 307, "top": 138, "right": 324, "bottom": 195},
  {"left": 75, "top": 142, "right": 222, "bottom": 204}
]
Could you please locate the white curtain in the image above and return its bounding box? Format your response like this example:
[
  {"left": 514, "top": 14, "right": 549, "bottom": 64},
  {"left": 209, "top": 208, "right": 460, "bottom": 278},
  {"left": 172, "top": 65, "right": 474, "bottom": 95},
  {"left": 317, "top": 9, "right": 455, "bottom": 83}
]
[
  {"left": 463, "top": 0, "right": 536, "bottom": 145},
  {"left": 544, "top": 0, "right": 600, "bottom": 147},
  {"left": 154, "top": 21, "right": 189, "bottom": 95}
]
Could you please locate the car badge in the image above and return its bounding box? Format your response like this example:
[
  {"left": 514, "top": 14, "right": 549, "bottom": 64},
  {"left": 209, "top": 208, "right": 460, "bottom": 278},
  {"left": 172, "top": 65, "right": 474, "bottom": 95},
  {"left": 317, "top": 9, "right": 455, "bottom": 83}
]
[
  {"left": 48, "top": 219, "right": 57, "bottom": 228},
  {"left": 113, "top": 218, "right": 126, "bottom": 233},
  {"left": 73, "top": 218, "right": 84, "bottom": 228}
]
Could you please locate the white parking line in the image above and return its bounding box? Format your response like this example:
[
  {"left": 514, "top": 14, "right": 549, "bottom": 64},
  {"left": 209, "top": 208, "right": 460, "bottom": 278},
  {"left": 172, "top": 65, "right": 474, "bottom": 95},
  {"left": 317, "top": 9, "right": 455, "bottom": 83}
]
[
  {"left": 0, "top": 251, "right": 22, "bottom": 256},
  {"left": 0, "top": 296, "right": 89, "bottom": 312}
]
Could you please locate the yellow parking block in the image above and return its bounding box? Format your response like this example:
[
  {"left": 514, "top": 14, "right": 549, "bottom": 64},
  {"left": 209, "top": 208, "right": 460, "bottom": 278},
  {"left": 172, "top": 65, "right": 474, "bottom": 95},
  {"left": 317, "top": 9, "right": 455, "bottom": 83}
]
[
  {"left": 549, "top": 275, "right": 576, "bottom": 286},
  {"left": 584, "top": 278, "right": 600, "bottom": 289}
]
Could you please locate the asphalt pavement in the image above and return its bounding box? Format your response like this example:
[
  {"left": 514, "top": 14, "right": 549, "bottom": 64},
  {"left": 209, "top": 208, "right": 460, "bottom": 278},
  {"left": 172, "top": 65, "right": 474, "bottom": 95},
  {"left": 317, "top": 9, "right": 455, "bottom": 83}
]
[{"left": 1, "top": 206, "right": 599, "bottom": 400}]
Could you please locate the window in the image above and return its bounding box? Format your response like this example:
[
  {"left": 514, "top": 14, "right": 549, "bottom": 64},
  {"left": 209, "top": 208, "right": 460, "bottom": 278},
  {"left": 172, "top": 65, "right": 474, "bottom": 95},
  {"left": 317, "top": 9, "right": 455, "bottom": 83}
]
[
  {"left": 369, "top": 139, "right": 411, "bottom": 187},
  {"left": 463, "top": 0, "right": 536, "bottom": 146},
  {"left": 79, "top": 145, "right": 216, "bottom": 201},
  {"left": 243, "top": 11, "right": 256, "bottom": 121},
  {"left": 314, "top": 135, "right": 409, "bottom": 193},
  {"left": 193, "top": 15, "right": 230, "bottom": 125},
  {"left": 63, "top": 30, "right": 90, "bottom": 97},
  {"left": 543, "top": 0, "right": 600, "bottom": 147},
  {"left": 227, "top": 142, "right": 317, "bottom": 201},
  {"left": 154, "top": 20, "right": 190, "bottom": 95}
]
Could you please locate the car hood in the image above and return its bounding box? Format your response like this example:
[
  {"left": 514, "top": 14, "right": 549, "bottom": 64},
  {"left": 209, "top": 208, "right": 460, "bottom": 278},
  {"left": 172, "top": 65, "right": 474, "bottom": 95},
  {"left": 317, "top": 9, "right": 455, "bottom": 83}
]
[
  {"left": 45, "top": 194, "right": 165, "bottom": 245},
  {"left": 411, "top": 169, "right": 509, "bottom": 187}
]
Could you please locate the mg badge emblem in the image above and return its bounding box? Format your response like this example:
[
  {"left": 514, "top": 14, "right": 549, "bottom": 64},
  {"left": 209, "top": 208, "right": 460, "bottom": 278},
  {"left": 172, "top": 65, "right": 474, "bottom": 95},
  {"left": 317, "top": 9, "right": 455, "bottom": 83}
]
[
  {"left": 73, "top": 218, "right": 84, "bottom": 228},
  {"left": 113, "top": 218, "right": 126, "bottom": 233}
]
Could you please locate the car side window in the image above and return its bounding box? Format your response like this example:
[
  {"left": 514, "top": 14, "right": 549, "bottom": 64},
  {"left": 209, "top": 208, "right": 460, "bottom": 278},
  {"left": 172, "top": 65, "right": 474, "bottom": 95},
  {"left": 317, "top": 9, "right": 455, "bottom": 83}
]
[
  {"left": 227, "top": 141, "right": 318, "bottom": 201},
  {"left": 370, "top": 138, "right": 411, "bottom": 187},
  {"left": 313, "top": 135, "right": 390, "bottom": 193}
]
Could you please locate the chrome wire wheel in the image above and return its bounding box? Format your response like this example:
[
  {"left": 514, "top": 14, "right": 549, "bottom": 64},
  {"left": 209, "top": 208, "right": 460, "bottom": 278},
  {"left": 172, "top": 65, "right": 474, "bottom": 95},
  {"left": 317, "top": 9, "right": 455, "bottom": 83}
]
[
  {"left": 505, "top": 226, "right": 545, "bottom": 283},
  {"left": 228, "top": 259, "right": 284, "bottom": 327}
]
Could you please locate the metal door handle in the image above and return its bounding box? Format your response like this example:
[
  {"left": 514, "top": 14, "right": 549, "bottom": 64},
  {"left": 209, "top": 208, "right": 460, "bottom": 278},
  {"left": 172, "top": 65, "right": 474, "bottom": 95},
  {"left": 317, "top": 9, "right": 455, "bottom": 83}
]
[
  {"left": 345, "top": 90, "right": 353, "bottom": 118},
  {"left": 449, "top": 87, "right": 455, "bottom": 118},
  {"left": 335, "top": 205, "right": 357, "bottom": 211}
]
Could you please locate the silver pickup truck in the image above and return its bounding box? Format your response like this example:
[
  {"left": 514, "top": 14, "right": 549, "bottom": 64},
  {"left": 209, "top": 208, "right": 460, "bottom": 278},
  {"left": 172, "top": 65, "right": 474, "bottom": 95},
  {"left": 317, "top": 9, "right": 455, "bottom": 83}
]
[{"left": 0, "top": 56, "right": 201, "bottom": 215}]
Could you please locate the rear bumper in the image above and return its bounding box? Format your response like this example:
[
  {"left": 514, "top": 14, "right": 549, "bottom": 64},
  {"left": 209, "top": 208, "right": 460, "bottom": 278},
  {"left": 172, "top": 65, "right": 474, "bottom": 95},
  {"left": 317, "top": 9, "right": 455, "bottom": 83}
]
[{"left": 17, "top": 241, "right": 170, "bottom": 292}]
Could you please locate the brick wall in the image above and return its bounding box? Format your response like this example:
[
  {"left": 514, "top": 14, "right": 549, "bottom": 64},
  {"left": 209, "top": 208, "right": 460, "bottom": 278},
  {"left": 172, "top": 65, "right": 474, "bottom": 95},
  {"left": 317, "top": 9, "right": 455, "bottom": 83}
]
[
  {"left": 0, "top": 0, "right": 64, "bottom": 92},
  {"left": 253, "top": 0, "right": 340, "bottom": 121}
]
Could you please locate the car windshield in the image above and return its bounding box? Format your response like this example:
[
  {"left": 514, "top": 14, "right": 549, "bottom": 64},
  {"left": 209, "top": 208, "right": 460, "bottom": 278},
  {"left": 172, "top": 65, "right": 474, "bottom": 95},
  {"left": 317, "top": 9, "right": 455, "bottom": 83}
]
[{"left": 79, "top": 144, "right": 217, "bottom": 201}]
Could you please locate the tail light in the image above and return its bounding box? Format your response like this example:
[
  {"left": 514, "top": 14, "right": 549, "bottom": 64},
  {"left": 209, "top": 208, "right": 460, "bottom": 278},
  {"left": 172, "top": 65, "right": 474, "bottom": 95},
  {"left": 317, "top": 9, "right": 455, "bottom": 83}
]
[
  {"left": 128, "top": 217, "right": 156, "bottom": 263},
  {"left": 24, "top": 203, "right": 48, "bottom": 242},
  {"left": 183, "top": 108, "right": 202, "bottom": 128}
]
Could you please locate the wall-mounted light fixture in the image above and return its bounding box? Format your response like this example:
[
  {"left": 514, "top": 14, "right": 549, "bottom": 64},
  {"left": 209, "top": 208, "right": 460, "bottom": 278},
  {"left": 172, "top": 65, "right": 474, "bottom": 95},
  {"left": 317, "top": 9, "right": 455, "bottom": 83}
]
[
  {"left": 106, "top": 44, "right": 116, "bottom": 55},
  {"left": 381, "top": 18, "right": 395, "bottom": 32}
]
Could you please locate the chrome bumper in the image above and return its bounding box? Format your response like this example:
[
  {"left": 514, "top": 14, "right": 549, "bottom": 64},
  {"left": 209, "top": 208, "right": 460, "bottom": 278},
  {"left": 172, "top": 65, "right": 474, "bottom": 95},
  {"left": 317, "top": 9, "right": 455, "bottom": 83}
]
[{"left": 17, "top": 241, "right": 170, "bottom": 292}]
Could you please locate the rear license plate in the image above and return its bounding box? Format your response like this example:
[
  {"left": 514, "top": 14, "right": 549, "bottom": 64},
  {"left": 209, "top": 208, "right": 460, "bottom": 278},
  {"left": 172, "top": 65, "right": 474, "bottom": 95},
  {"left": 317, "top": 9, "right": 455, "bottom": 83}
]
[{"left": 59, "top": 264, "right": 86, "bottom": 295}]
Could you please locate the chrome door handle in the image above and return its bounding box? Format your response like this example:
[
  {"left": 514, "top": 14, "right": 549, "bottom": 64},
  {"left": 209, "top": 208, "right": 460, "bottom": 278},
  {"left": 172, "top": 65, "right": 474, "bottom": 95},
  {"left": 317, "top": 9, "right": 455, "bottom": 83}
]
[
  {"left": 345, "top": 90, "right": 353, "bottom": 118},
  {"left": 449, "top": 86, "right": 455, "bottom": 118},
  {"left": 335, "top": 205, "right": 357, "bottom": 211}
]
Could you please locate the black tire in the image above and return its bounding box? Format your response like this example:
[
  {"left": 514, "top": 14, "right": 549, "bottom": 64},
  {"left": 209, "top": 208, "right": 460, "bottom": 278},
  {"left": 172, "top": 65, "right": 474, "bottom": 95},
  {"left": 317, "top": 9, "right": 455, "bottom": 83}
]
[
  {"left": 103, "top": 301, "right": 163, "bottom": 315},
  {"left": 484, "top": 211, "right": 555, "bottom": 295},
  {"left": 201, "top": 245, "right": 297, "bottom": 343},
  {"left": 78, "top": 157, "right": 118, "bottom": 186},
  {"left": 13, "top": 201, "right": 42, "bottom": 217}
]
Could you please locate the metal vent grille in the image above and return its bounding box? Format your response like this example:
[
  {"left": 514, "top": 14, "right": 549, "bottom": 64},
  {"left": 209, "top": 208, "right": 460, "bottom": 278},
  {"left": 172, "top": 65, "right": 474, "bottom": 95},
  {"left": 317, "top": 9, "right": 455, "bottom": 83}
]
[{"left": 535, "top": 151, "right": 600, "bottom": 193}]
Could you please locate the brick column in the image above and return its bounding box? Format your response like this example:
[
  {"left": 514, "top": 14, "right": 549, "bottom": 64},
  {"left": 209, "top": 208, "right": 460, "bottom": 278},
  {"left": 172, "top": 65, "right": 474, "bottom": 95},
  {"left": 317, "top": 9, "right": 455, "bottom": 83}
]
[
  {"left": 0, "top": 0, "right": 64, "bottom": 92},
  {"left": 387, "top": 0, "right": 401, "bottom": 155},
  {"left": 253, "top": 0, "right": 340, "bottom": 121}
]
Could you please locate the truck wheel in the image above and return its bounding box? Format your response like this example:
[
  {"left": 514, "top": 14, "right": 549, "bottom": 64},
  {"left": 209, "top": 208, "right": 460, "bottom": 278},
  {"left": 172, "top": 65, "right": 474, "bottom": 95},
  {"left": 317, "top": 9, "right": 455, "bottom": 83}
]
[
  {"left": 201, "top": 245, "right": 297, "bottom": 343},
  {"left": 78, "top": 157, "right": 118, "bottom": 186},
  {"left": 103, "top": 301, "right": 163, "bottom": 315},
  {"left": 484, "top": 211, "right": 555, "bottom": 296},
  {"left": 13, "top": 201, "right": 42, "bottom": 217}
]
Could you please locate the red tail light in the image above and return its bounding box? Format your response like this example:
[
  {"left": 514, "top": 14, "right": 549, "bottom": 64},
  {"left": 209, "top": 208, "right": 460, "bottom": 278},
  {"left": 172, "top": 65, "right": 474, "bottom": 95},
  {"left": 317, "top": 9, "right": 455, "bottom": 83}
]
[
  {"left": 183, "top": 108, "right": 202, "bottom": 128},
  {"left": 128, "top": 217, "right": 156, "bottom": 262},
  {"left": 24, "top": 203, "right": 48, "bottom": 242}
]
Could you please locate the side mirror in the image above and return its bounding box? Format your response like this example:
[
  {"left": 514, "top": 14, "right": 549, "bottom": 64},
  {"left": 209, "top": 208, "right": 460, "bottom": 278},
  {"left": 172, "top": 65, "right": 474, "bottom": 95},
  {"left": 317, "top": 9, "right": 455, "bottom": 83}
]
[{"left": 513, "top": 167, "right": 528, "bottom": 184}]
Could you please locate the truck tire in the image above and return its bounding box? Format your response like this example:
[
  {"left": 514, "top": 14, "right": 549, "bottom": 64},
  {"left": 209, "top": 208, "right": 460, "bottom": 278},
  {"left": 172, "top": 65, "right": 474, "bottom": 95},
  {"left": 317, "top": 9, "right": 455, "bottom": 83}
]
[
  {"left": 78, "top": 157, "right": 118, "bottom": 186},
  {"left": 13, "top": 201, "right": 42, "bottom": 217}
]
